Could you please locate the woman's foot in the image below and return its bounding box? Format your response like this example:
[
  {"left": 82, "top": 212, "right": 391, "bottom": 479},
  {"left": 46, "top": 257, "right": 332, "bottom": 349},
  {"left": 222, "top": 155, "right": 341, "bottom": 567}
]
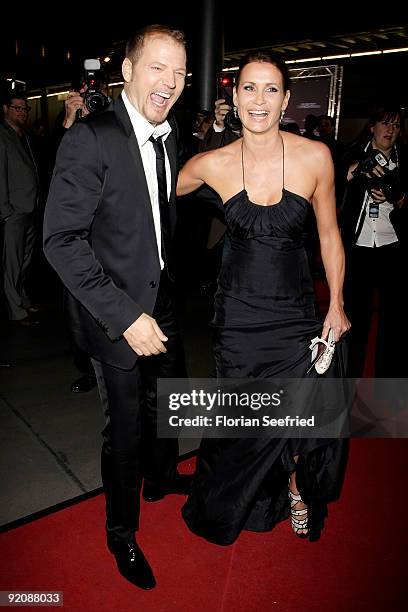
[{"left": 288, "top": 485, "right": 309, "bottom": 538}]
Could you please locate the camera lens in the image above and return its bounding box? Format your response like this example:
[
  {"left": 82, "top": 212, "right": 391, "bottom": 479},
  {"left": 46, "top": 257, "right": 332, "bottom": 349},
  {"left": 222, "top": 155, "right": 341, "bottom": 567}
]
[
  {"left": 224, "top": 109, "right": 242, "bottom": 132},
  {"left": 85, "top": 91, "right": 109, "bottom": 113}
]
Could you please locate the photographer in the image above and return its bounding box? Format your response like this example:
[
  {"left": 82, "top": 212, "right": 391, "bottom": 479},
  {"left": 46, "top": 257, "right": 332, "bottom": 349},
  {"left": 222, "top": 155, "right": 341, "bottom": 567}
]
[
  {"left": 340, "top": 104, "right": 408, "bottom": 377},
  {"left": 202, "top": 97, "right": 241, "bottom": 151},
  {"left": 187, "top": 98, "right": 240, "bottom": 292},
  {"left": 54, "top": 57, "right": 111, "bottom": 139},
  {"left": 62, "top": 89, "right": 90, "bottom": 128}
]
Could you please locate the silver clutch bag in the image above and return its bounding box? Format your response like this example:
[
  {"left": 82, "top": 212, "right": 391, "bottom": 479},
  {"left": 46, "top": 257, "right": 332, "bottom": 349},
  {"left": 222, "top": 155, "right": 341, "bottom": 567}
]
[{"left": 307, "top": 328, "right": 336, "bottom": 375}]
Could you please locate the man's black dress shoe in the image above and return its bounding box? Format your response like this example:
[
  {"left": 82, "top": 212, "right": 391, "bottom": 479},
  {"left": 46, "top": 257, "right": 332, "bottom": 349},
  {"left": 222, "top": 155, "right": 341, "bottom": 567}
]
[
  {"left": 70, "top": 374, "right": 97, "bottom": 394},
  {"left": 142, "top": 474, "right": 193, "bottom": 502},
  {"left": 108, "top": 539, "right": 156, "bottom": 590}
]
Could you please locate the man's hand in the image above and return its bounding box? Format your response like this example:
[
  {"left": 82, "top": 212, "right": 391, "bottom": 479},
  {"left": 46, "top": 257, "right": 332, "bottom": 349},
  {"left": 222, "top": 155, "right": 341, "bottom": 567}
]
[
  {"left": 123, "top": 313, "right": 168, "bottom": 356},
  {"left": 214, "top": 98, "right": 232, "bottom": 129},
  {"left": 370, "top": 188, "right": 387, "bottom": 203},
  {"left": 367, "top": 163, "right": 386, "bottom": 179},
  {"left": 62, "top": 89, "right": 89, "bottom": 129}
]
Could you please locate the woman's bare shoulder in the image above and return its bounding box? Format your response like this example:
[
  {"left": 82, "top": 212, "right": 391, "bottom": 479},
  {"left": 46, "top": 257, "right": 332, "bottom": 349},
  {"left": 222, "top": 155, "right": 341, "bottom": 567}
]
[
  {"left": 185, "top": 138, "right": 241, "bottom": 171},
  {"left": 204, "top": 138, "right": 241, "bottom": 161},
  {"left": 283, "top": 131, "right": 332, "bottom": 163}
]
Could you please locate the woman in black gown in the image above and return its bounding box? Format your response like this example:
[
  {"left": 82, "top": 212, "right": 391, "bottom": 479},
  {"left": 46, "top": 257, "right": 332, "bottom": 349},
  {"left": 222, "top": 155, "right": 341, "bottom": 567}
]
[{"left": 177, "top": 51, "right": 350, "bottom": 544}]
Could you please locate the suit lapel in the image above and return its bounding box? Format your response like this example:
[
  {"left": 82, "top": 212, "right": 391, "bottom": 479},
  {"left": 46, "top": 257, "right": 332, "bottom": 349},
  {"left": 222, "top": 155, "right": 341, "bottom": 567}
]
[
  {"left": 23, "top": 133, "right": 39, "bottom": 178},
  {"left": 163, "top": 126, "right": 178, "bottom": 232},
  {"left": 5, "top": 123, "right": 37, "bottom": 173},
  {"left": 164, "top": 132, "right": 177, "bottom": 205},
  {"left": 114, "top": 97, "right": 160, "bottom": 259},
  {"left": 113, "top": 96, "right": 179, "bottom": 242}
]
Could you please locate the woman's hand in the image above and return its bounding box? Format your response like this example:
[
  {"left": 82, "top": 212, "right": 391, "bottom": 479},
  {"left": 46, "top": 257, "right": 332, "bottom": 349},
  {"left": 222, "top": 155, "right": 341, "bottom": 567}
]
[{"left": 322, "top": 303, "right": 351, "bottom": 342}]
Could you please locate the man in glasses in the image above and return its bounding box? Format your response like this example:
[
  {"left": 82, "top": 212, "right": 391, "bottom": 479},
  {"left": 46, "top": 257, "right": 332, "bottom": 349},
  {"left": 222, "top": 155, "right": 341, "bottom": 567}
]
[{"left": 0, "top": 93, "right": 39, "bottom": 326}]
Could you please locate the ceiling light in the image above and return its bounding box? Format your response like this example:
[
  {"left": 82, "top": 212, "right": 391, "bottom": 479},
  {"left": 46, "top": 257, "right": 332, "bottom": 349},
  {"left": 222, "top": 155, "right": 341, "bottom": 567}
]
[
  {"left": 383, "top": 46, "right": 408, "bottom": 54},
  {"left": 322, "top": 54, "right": 351, "bottom": 60},
  {"left": 351, "top": 50, "right": 381, "bottom": 57}
]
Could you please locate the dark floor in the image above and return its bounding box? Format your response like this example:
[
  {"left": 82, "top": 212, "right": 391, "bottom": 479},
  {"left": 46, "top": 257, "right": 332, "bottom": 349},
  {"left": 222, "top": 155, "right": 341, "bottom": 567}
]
[{"left": 0, "top": 259, "right": 216, "bottom": 528}]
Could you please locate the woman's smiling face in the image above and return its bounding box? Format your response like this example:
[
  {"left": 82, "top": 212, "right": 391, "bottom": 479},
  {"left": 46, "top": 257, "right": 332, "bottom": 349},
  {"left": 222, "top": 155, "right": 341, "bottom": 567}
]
[{"left": 234, "top": 61, "right": 290, "bottom": 133}]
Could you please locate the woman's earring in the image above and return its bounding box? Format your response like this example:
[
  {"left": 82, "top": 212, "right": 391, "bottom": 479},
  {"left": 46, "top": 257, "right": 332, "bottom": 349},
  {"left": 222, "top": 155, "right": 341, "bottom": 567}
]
[
  {"left": 280, "top": 109, "right": 285, "bottom": 122},
  {"left": 233, "top": 106, "right": 238, "bottom": 118}
]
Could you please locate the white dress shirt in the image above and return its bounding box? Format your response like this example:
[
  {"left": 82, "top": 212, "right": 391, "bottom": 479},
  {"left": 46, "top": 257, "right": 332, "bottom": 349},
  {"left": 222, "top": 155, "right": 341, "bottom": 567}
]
[
  {"left": 121, "top": 90, "right": 172, "bottom": 269},
  {"left": 213, "top": 120, "right": 225, "bottom": 133}
]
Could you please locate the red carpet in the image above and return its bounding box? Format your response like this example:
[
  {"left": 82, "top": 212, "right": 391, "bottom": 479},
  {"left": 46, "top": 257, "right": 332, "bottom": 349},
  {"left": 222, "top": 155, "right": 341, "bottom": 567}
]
[{"left": 0, "top": 441, "right": 406, "bottom": 612}]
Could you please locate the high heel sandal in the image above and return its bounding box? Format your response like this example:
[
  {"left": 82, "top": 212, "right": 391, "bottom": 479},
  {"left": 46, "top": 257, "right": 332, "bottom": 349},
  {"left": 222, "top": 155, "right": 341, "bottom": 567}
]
[
  {"left": 288, "top": 488, "right": 309, "bottom": 538},
  {"left": 307, "top": 328, "right": 336, "bottom": 375}
]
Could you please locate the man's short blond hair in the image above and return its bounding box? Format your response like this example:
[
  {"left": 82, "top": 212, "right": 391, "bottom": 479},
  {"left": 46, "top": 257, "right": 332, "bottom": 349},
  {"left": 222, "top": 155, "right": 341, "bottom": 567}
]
[{"left": 125, "top": 24, "right": 186, "bottom": 64}]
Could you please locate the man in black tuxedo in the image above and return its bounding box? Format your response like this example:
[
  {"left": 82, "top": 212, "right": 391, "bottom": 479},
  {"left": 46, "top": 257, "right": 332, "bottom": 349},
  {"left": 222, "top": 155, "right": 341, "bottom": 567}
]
[{"left": 44, "top": 25, "right": 190, "bottom": 590}]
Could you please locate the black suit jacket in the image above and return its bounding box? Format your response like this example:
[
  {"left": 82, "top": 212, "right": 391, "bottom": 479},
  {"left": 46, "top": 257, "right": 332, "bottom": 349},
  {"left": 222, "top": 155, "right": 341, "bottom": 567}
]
[
  {"left": 0, "top": 122, "right": 38, "bottom": 220},
  {"left": 44, "top": 96, "right": 179, "bottom": 369}
]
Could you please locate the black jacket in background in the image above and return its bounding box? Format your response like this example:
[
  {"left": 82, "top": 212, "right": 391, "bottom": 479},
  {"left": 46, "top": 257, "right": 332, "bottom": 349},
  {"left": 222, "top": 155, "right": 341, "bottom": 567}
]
[{"left": 0, "top": 121, "right": 39, "bottom": 220}]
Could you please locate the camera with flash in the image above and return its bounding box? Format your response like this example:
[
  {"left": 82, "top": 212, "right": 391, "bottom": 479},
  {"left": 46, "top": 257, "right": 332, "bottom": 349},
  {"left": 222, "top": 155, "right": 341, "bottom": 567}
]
[{"left": 81, "top": 59, "right": 110, "bottom": 113}]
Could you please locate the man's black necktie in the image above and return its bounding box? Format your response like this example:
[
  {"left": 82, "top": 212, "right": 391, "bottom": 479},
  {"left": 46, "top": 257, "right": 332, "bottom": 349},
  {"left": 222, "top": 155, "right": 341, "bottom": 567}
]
[{"left": 149, "top": 135, "right": 174, "bottom": 281}]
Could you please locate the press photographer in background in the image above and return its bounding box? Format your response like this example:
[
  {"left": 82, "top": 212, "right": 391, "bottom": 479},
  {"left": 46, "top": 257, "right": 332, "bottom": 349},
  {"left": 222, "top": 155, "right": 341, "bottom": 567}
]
[
  {"left": 202, "top": 95, "right": 241, "bottom": 150},
  {"left": 55, "top": 59, "right": 111, "bottom": 133},
  {"left": 53, "top": 60, "right": 111, "bottom": 393},
  {"left": 177, "top": 90, "right": 241, "bottom": 293},
  {"left": 193, "top": 88, "right": 241, "bottom": 289},
  {"left": 340, "top": 104, "right": 408, "bottom": 377}
]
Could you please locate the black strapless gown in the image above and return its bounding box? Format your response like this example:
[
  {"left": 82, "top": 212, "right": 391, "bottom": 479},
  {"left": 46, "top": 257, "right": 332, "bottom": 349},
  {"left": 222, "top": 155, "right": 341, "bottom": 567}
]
[{"left": 182, "top": 189, "right": 348, "bottom": 545}]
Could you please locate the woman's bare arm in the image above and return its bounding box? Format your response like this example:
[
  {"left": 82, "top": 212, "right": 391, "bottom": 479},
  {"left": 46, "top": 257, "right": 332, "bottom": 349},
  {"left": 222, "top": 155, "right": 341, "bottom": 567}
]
[
  {"left": 312, "top": 143, "right": 351, "bottom": 340},
  {"left": 177, "top": 152, "right": 209, "bottom": 196}
]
